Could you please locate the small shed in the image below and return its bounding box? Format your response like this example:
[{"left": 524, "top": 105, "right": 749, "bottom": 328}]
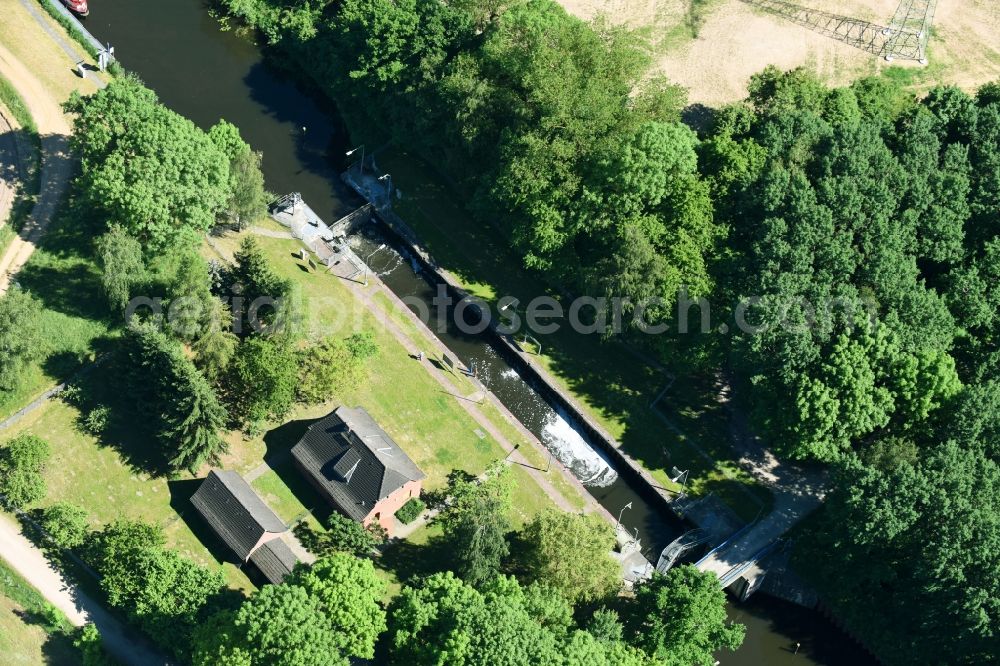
[
  {"left": 190, "top": 469, "right": 299, "bottom": 584},
  {"left": 249, "top": 538, "right": 299, "bottom": 584}
]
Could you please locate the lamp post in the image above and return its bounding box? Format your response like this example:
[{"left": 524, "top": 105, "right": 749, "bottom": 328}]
[
  {"left": 362, "top": 243, "right": 387, "bottom": 287},
  {"left": 670, "top": 467, "right": 690, "bottom": 494},
  {"left": 615, "top": 501, "right": 632, "bottom": 533},
  {"left": 346, "top": 144, "right": 365, "bottom": 178},
  {"left": 378, "top": 173, "right": 392, "bottom": 207}
]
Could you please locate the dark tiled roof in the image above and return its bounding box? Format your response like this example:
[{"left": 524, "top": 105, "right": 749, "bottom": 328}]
[
  {"left": 291, "top": 406, "right": 425, "bottom": 521},
  {"left": 249, "top": 538, "right": 298, "bottom": 585},
  {"left": 190, "top": 470, "right": 287, "bottom": 561}
]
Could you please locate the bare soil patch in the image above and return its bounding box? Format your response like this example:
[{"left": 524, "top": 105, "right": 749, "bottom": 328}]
[{"left": 558, "top": 0, "right": 1000, "bottom": 105}]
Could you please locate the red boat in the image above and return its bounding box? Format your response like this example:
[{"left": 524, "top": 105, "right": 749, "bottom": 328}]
[{"left": 62, "top": 0, "right": 89, "bottom": 17}]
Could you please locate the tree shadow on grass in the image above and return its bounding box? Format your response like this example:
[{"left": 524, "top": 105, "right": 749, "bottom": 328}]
[
  {"left": 40, "top": 334, "right": 117, "bottom": 383},
  {"left": 262, "top": 417, "right": 334, "bottom": 525},
  {"left": 40, "top": 630, "right": 80, "bottom": 665},
  {"left": 8, "top": 607, "right": 80, "bottom": 664},
  {"left": 14, "top": 190, "right": 109, "bottom": 323},
  {"left": 378, "top": 531, "right": 454, "bottom": 586},
  {"left": 66, "top": 361, "right": 171, "bottom": 476}
]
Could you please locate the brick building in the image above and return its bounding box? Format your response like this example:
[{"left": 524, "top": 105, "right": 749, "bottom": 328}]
[{"left": 291, "top": 406, "right": 424, "bottom": 535}]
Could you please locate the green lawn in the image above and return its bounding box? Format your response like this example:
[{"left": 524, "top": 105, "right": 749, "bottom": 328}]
[
  {"left": 251, "top": 468, "right": 324, "bottom": 532},
  {"left": 2, "top": 399, "right": 254, "bottom": 592},
  {"left": 206, "top": 226, "right": 576, "bottom": 523},
  {"left": 0, "top": 555, "right": 80, "bottom": 664},
  {"left": 373, "top": 148, "right": 773, "bottom": 519},
  {"left": 0, "top": 198, "right": 113, "bottom": 421},
  {"left": 370, "top": 290, "right": 588, "bottom": 513}
]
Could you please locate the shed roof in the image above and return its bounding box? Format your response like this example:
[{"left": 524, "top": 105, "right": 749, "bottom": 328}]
[
  {"left": 190, "top": 470, "right": 287, "bottom": 561},
  {"left": 291, "top": 407, "right": 424, "bottom": 521},
  {"left": 249, "top": 538, "right": 299, "bottom": 585}
]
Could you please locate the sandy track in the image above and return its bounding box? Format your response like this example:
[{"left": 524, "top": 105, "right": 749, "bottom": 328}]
[
  {"left": 0, "top": 514, "right": 170, "bottom": 665},
  {"left": 0, "top": 42, "right": 72, "bottom": 295}
]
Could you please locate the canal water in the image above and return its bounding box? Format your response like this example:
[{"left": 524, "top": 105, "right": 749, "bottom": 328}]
[{"left": 84, "top": 2, "right": 876, "bottom": 663}]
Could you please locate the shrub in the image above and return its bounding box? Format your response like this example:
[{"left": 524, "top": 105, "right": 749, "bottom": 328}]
[
  {"left": 81, "top": 405, "right": 110, "bottom": 435},
  {"left": 0, "top": 434, "right": 51, "bottom": 509},
  {"left": 41, "top": 502, "right": 90, "bottom": 549},
  {"left": 73, "top": 623, "right": 111, "bottom": 666},
  {"left": 295, "top": 512, "right": 386, "bottom": 557},
  {"left": 297, "top": 331, "right": 380, "bottom": 405},
  {"left": 59, "top": 383, "right": 83, "bottom": 406},
  {"left": 395, "top": 497, "right": 425, "bottom": 525}
]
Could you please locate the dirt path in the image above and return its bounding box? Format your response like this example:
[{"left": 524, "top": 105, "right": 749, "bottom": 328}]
[
  {"left": 0, "top": 514, "right": 170, "bottom": 665},
  {"left": 0, "top": 42, "right": 73, "bottom": 295}
]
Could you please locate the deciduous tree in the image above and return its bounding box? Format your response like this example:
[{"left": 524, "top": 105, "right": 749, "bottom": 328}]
[
  {"left": 86, "top": 520, "right": 225, "bottom": 657},
  {"left": 225, "top": 335, "right": 298, "bottom": 429},
  {"left": 436, "top": 463, "right": 513, "bottom": 587},
  {"left": 626, "top": 566, "right": 744, "bottom": 666},
  {"left": 388, "top": 573, "right": 650, "bottom": 665},
  {"left": 297, "top": 331, "right": 379, "bottom": 404},
  {"left": 0, "top": 433, "right": 50, "bottom": 509},
  {"left": 40, "top": 502, "right": 90, "bottom": 548},
  {"left": 0, "top": 287, "right": 44, "bottom": 392},
  {"left": 193, "top": 553, "right": 386, "bottom": 666},
  {"left": 518, "top": 509, "right": 620, "bottom": 604},
  {"left": 96, "top": 224, "right": 145, "bottom": 313},
  {"left": 65, "top": 76, "right": 230, "bottom": 250},
  {"left": 295, "top": 512, "right": 386, "bottom": 557}
]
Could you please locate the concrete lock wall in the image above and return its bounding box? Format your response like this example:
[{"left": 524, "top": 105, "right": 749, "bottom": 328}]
[
  {"left": 37, "top": 0, "right": 107, "bottom": 55},
  {"left": 371, "top": 211, "right": 684, "bottom": 523}
]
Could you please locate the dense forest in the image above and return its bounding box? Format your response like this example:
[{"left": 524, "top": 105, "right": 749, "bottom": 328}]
[{"left": 215, "top": 0, "right": 1000, "bottom": 662}]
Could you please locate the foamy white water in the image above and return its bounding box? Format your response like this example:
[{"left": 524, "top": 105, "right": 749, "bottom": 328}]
[{"left": 541, "top": 407, "right": 619, "bottom": 487}]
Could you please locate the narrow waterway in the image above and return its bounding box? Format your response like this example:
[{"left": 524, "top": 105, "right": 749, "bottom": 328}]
[
  {"left": 84, "top": 2, "right": 876, "bottom": 663},
  {"left": 348, "top": 226, "right": 682, "bottom": 556}
]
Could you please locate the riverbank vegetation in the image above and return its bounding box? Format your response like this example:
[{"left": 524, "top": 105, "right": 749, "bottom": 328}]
[{"left": 216, "top": 0, "right": 1000, "bottom": 661}]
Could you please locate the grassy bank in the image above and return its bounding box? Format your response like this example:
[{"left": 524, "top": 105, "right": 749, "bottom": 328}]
[
  {"left": 0, "top": 72, "right": 37, "bottom": 133},
  {"left": 0, "top": 554, "right": 81, "bottom": 663},
  {"left": 205, "top": 222, "right": 581, "bottom": 524}
]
